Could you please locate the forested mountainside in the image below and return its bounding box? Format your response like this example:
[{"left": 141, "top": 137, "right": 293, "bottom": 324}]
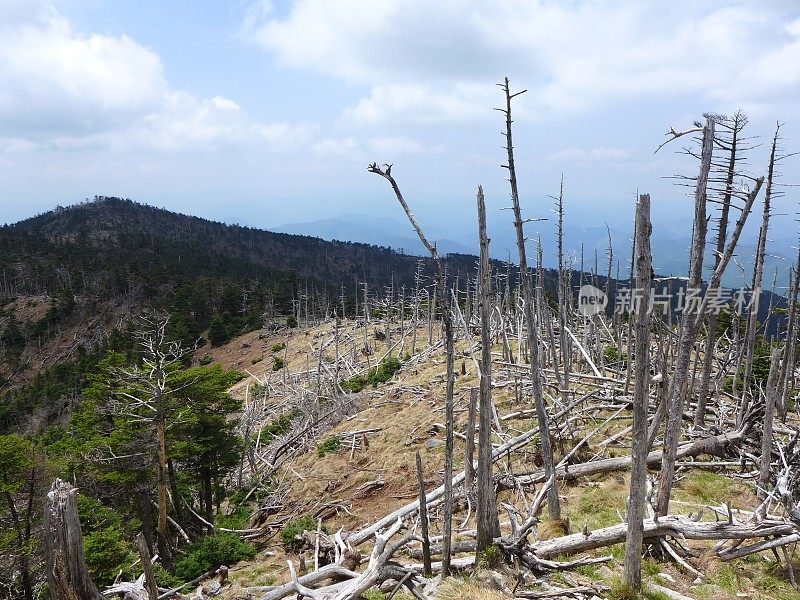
[
  {"left": 0, "top": 197, "right": 503, "bottom": 430},
  {"left": 0, "top": 197, "right": 787, "bottom": 435},
  {"left": 5, "top": 196, "right": 480, "bottom": 306},
  {"left": 0, "top": 196, "right": 795, "bottom": 600}
]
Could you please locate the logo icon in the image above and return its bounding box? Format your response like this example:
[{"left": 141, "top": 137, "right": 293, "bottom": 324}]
[{"left": 578, "top": 285, "right": 607, "bottom": 316}]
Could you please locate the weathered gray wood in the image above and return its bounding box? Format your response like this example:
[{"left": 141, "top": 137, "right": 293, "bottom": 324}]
[
  {"left": 779, "top": 247, "right": 800, "bottom": 421},
  {"left": 533, "top": 515, "right": 795, "bottom": 560},
  {"left": 656, "top": 116, "right": 715, "bottom": 516},
  {"left": 555, "top": 177, "right": 571, "bottom": 406},
  {"left": 475, "top": 186, "right": 500, "bottom": 555},
  {"left": 464, "top": 387, "right": 477, "bottom": 492},
  {"left": 515, "top": 429, "right": 747, "bottom": 487},
  {"left": 137, "top": 532, "right": 159, "bottom": 600},
  {"left": 367, "top": 162, "right": 456, "bottom": 575},
  {"left": 415, "top": 450, "right": 432, "bottom": 577},
  {"left": 499, "top": 76, "right": 560, "bottom": 520},
  {"left": 740, "top": 124, "right": 780, "bottom": 423},
  {"left": 43, "top": 479, "right": 106, "bottom": 600},
  {"left": 758, "top": 347, "right": 783, "bottom": 511},
  {"left": 623, "top": 193, "right": 653, "bottom": 590},
  {"left": 696, "top": 112, "right": 746, "bottom": 426}
]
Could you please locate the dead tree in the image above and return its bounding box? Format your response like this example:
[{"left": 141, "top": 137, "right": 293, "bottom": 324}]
[
  {"left": 554, "top": 177, "right": 571, "bottom": 406},
  {"left": 778, "top": 245, "right": 800, "bottom": 420},
  {"left": 758, "top": 346, "right": 783, "bottom": 513},
  {"left": 739, "top": 124, "right": 781, "bottom": 423},
  {"left": 367, "top": 162, "right": 457, "bottom": 575},
  {"left": 43, "top": 479, "right": 106, "bottom": 600},
  {"left": 108, "top": 314, "right": 193, "bottom": 564},
  {"left": 654, "top": 116, "right": 765, "bottom": 516},
  {"left": 498, "top": 77, "right": 561, "bottom": 520},
  {"left": 476, "top": 185, "right": 501, "bottom": 554},
  {"left": 624, "top": 194, "right": 638, "bottom": 396},
  {"left": 655, "top": 116, "right": 715, "bottom": 516},
  {"left": 695, "top": 111, "right": 748, "bottom": 426},
  {"left": 623, "top": 193, "right": 653, "bottom": 591}
]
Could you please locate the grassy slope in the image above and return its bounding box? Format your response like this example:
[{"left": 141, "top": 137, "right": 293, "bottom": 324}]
[{"left": 203, "top": 322, "right": 800, "bottom": 600}]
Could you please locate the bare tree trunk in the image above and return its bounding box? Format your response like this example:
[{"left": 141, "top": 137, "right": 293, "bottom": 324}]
[
  {"left": 779, "top": 247, "right": 800, "bottom": 421},
  {"left": 415, "top": 451, "right": 432, "bottom": 577},
  {"left": 758, "top": 347, "right": 783, "bottom": 515},
  {"left": 655, "top": 116, "right": 715, "bottom": 516},
  {"left": 651, "top": 131, "right": 763, "bottom": 513},
  {"left": 44, "top": 479, "right": 106, "bottom": 600},
  {"left": 696, "top": 112, "right": 745, "bottom": 426},
  {"left": 623, "top": 193, "right": 653, "bottom": 591},
  {"left": 476, "top": 186, "right": 501, "bottom": 555},
  {"left": 464, "top": 387, "right": 477, "bottom": 492},
  {"left": 137, "top": 532, "right": 159, "bottom": 600},
  {"left": 499, "top": 77, "right": 561, "bottom": 520},
  {"left": 367, "top": 163, "right": 456, "bottom": 575},
  {"left": 624, "top": 197, "right": 638, "bottom": 397},
  {"left": 739, "top": 124, "right": 780, "bottom": 424},
  {"left": 556, "top": 177, "right": 571, "bottom": 406}
]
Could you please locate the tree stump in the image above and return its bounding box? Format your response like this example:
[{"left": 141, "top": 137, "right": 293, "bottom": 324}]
[{"left": 44, "top": 478, "right": 106, "bottom": 600}]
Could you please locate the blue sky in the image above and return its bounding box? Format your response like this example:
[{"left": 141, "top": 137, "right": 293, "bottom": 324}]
[{"left": 1, "top": 0, "right": 799, "bottom": 250}]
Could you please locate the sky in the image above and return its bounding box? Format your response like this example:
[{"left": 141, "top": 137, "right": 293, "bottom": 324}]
[{"left": 1, "top": 0, "right": 799, "bottom": 247}]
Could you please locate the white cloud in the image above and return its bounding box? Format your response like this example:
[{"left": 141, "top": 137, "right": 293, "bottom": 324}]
[
  {"left": 0, "top": 1, "right": 310, "bottom": 153},
  {"left": 343, "top": 83, "right": 493, "bottom": 124},
  {"left": 247, "top": 0, "right": 800, "bottom": 123},
  {"left": 0, "top": 2, "right": 166, "bottom": 138},
  {"left": 312, "top": 137, "right": 360, "bottom": 157},
  {"left": 368, "top": 136, "right": 431, "bottom": 155}
]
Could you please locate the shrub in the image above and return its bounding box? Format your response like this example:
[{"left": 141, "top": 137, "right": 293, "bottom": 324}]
[
  {"left": 198, "top": 354, "right": 213, "bottom": 365},
  {"left": 280, "top": 516, "right": 318, "bottom": 552},
  {"left": 260, "top": 409, "right": 300, "bottom": 441},
  {"left": 317, "top": 436, "right": 341, "bottom": 458},
  {"left": 477, "top": 544, "right": 503, "bottom": 569},
  {"left": 340, "top": 356, "right": 403, "bottom": 393},
  {"left": 272, "top": 356, "right": 285, "bottom": 371},
  {"left": 77, "top": 495, "right": 138, "bottom": 586},
  {"left": 172, "top": 533, "right": 256, "bottom": 581},
  {"left": 286, "top": 315, "right": 298, "bottom": 328},
  {"left": 208, "top": 314, "right": 232, "bottom": 346},
  {"left": 603, "top": 344, "right": 628, "bottom": 367},
  {"left": 271, "top": 342, "right": 286, "bottom": 353},
  {"left": 216, "top": 502, "right": 253, "bottom": 531},
  {"left": 251, "top": 356, "right": 262, "bottom": 365}
]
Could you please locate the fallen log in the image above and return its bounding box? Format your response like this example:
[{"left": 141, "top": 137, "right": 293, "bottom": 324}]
[
  {"left": 530, "top": 515, "right": 794, "bottom": 559},
  {"left": 264, "top": 518, "right": 426, "bottom": 600},
  {"left": 510, "top": 429, "right": 747, "bottom": 488}
]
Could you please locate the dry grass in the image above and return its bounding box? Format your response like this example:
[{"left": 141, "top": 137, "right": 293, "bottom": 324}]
[
  {"left": 199, "top": 320, "right": 800, "bottom": 600},
  {"left": 437, "top": 576, "right": 511, "bottom": 600}
]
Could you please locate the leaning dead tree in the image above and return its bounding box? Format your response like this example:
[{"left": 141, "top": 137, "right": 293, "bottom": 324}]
[
  {"left": 622, "top": 193, "right": 653, "bottom": 591},
  {"left": 367, "top": 162, "right": 457, "bottom": 575},
  {"left": 655, "top": 115, "right": 716, "bottom": 516},
  {"left": 498, "top": 76, "right": 561, "bottom": 521},
  {"left": 653, "top": 115, "right": 765, "bottom": 516},
  {"left": 694, "top": 111, "right": 749, "bottom": 426}
]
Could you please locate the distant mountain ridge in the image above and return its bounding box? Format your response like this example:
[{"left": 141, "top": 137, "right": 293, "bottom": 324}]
[
  {"left": 274, "top": 212, "right": 796, "bottom": 290},
  {"left": 273, "top": 213, "right": 473, "bottom": 257}
]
